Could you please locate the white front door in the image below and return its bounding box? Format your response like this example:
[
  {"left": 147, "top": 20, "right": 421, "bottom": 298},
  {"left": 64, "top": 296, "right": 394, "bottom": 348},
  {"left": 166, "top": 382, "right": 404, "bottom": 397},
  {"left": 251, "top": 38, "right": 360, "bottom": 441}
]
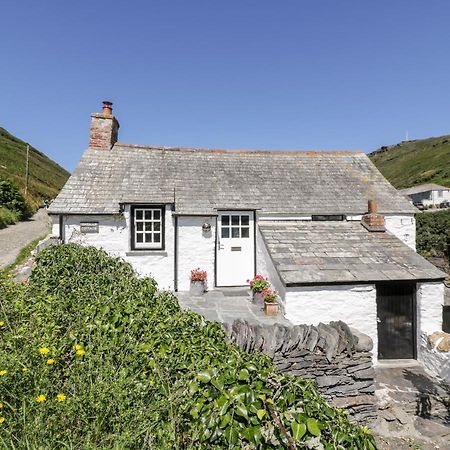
[{"left": 216, "top": 211, "right": 255, "bottom": 286}]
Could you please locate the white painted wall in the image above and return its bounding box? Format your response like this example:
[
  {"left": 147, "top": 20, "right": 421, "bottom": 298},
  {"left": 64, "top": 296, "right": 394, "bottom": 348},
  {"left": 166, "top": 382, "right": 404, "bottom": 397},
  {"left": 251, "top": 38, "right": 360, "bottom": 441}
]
[
  {"left": 410, "top": 189, "right": 450, "bottom": 206},
  {"left": 256, "top": 226, "right": 286, "bottom": 307},
  {"left": 58, "top": 205, "right": 175, "bottom": 290},
  {"left": 384, "top": 214, "right": 416, "bottom": 250},
  {"left": 417, "top": 282, "right": 444, "bottom": 336},
  {"left": 284, "top": 284, "right": 378, "bottom": 360},
  {"left": 177, "top": 216, "right": 216, "bottom": 291}
]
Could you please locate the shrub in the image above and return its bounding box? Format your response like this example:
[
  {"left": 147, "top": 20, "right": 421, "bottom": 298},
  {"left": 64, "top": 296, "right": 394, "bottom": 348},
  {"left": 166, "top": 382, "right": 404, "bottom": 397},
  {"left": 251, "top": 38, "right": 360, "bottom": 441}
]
[
  {"left": 416, "top": 209, "right": 450, "bottom": 256},
  {"left": 0, "top": 206, "right": 19, "bottom": 229},
  {"left": 0, "top": 178, "right": 31, "bottom": 220},
  {"left": 0, "top": 245, "right": 377, "bottom": 449}
]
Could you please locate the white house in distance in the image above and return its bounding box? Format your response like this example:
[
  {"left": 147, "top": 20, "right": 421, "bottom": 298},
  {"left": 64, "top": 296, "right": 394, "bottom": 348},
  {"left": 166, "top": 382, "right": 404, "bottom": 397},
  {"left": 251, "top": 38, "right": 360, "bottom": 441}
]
[
  {"left": 49, "top": 102, "right": 446, "bottom": 364},
  {"left": 399, "top": 183, "right": 450, "bottom": 207}
]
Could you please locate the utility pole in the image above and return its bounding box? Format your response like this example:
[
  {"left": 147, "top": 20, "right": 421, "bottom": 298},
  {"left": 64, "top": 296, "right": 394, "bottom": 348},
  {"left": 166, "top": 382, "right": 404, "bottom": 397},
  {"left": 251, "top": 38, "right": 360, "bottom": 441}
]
[{"left": 24, "top": 144, "right": 29, "bottom": 196}]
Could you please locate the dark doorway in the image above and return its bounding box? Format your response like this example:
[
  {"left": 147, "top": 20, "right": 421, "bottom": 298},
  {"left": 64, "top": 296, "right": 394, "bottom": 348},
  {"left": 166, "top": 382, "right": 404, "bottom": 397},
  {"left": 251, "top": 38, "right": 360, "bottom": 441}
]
[{"left": 377, "top": 283, "right": 416, "bottom": 360}]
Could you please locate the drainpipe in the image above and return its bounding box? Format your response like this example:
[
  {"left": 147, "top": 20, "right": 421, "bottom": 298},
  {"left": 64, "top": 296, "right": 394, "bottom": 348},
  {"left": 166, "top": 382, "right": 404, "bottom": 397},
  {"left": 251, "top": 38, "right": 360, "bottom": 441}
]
[{"left": 174, "top": 215, "right": 178, "bottom": 292}]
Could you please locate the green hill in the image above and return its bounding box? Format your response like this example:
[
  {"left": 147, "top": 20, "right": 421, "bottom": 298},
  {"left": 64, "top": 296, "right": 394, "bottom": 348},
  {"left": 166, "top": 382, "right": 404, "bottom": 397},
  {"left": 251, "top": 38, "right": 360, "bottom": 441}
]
[
  {"left": 369, "top": 135, "right": 450, "bottom": 189},
  {"left": 0, "top": 127, "right": 69, "bottom": 209}
]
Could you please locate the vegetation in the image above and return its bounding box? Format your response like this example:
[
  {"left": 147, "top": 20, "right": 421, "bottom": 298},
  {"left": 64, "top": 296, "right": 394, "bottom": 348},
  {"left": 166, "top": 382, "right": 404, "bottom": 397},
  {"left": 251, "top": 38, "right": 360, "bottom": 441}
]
[
  {"left": 0, "top": 179, "right": 32, "bottom": 229},
  {"left": 416, "top": 209, "right": 450, "bottom": 257},
  {"left": 369, "top": 135, "right": 450, "bottom": 189},
  {"left": 0, "top": 127, "right": 69, "bottom": 210},
  {"left": 0, "top": 245, "right": 376, "bottom": 449}
]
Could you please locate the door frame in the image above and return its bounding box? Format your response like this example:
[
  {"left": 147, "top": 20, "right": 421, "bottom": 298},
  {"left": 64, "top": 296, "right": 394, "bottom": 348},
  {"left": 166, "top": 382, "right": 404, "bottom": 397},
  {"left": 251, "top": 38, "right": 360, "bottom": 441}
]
[
  {"left": 376, "top": 282, "right": 418, "bottom": 360},
  {"left": 214, "top": 210, "right": 257, "bottom": 287}
]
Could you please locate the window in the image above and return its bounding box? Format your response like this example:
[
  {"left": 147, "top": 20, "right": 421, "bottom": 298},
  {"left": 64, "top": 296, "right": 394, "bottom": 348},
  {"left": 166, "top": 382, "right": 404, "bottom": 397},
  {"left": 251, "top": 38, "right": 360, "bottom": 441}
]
[
  {"left": 221, "top": 214, "right": 250, "bottom": 238},
  {"left": 438, "top": 190, "right": 443, "bottom": 198},
  {"left": 131, "top": 206, "right": 164, "bottom": 250},
  {"left": 311, "top": 215, "right": 345, "bottom": 221}
]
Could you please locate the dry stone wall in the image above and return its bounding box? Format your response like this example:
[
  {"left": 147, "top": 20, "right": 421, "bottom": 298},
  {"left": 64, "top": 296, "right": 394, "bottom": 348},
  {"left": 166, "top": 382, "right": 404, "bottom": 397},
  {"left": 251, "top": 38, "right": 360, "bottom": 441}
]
[{"left": 224, "top": 319, "right": 377, "bottom": 424}]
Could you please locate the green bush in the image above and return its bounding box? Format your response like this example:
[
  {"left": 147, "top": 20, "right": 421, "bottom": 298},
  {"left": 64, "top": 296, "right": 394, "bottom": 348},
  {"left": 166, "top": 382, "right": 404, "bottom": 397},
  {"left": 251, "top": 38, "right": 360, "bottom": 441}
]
[
  {"left": 0, "top": 245, "right": 377, "bottom": 449},
  {"left": 0, "top": 206, "right": 19, "bottom": 229},
  {"left": 0, "top": 178, "right": 31, "bottom": 221},
  {"left": 416, "top": 210, "right": 450, "bottom": 256}
]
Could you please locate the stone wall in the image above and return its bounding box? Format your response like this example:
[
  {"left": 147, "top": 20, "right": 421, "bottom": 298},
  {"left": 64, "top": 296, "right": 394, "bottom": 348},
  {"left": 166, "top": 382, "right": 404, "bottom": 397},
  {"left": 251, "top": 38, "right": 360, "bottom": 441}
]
[{"left": 225, "top": 319, "right": 377, "bottom": 424}]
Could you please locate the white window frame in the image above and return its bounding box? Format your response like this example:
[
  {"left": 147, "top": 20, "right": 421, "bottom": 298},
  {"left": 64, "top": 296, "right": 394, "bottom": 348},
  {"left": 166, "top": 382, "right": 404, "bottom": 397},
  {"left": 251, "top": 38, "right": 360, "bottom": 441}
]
[{"left": 131, "top": 205, "right": 164, "bottom": 250}]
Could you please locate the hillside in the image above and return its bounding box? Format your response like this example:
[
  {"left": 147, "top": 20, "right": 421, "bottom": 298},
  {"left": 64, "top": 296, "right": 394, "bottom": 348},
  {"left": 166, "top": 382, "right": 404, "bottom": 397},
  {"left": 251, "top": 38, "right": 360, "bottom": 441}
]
[
  {"left": 0, "top": 127, "right": 69, "bottom": 209},
  {"left": 369, "top": 135, "right": 450, "bottom": 189}
]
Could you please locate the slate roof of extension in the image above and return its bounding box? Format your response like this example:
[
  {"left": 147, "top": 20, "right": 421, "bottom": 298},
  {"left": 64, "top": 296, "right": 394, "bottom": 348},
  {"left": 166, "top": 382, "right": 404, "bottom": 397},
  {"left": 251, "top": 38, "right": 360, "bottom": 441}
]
[
  {"left": 398, "top": 183, "right": 450, "bottom": 196},
  {"left": 49, "top": 144, "right": 417, "bottom": 215},
  {"left": 259, "top": 221, "right": 446, "bottom": 285}
]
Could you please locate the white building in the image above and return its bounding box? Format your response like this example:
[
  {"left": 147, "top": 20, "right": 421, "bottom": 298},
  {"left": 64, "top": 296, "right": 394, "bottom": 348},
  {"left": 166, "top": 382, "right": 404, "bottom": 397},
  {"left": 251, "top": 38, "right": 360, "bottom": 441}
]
[
  {"left": 49, "top": 101, "right": 446, "bottom": 364},
  {"left": 399, "top": 183, "right": 450, "bottom": 207}
]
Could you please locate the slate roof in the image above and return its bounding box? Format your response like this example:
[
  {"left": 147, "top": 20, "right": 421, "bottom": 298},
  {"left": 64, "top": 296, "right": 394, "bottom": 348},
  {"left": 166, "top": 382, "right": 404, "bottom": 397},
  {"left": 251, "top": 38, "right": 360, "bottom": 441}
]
[
  {"left": 259, "top": 221, "right": 446, "bottom": 285},
  {"left": 398, "top": 183, "right": 450, "bottom": 196},
  {"left": 49, "top": 144, "right": 417, "bottom": 215}
]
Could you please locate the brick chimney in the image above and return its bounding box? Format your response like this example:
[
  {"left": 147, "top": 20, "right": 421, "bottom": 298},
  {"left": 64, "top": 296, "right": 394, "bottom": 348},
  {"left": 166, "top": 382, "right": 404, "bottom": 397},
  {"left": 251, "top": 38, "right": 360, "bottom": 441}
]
[
  {"left": 89, "top": 101, "right": 120, "bottom": 149},
  {"left": 361, "top": 200, "right": 385, "bottom": 232}
]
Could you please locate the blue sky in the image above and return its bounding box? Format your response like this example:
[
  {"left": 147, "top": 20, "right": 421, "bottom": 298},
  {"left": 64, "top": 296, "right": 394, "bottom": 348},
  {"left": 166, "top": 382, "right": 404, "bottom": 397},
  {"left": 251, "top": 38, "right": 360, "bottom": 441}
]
[{"left": 1, "top": 0, "right": 450, "bottom": 172}]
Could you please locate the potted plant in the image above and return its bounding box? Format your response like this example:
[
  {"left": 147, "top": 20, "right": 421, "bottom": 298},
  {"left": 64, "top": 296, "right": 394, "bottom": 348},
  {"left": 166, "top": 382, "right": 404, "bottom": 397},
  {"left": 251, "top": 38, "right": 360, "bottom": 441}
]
[
  {"left": 261, "top": 288, "right": 279, "bottom": 316},
  {"left": 247, "top": 275, "right": 270, "bottom": 303},
  {"left": 190, "top": 268, "right": 207, "bottom": 296}
]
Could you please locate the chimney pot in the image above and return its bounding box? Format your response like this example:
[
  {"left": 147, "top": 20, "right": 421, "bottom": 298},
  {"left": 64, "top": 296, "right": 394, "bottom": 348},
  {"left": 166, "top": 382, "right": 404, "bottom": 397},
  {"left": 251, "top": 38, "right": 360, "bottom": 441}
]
[
  {"left": 368, "top": 199, "right": 377, "bottom": 214},
  {"left": 102, "top": 101, "right": 113, "bottom": 115}
]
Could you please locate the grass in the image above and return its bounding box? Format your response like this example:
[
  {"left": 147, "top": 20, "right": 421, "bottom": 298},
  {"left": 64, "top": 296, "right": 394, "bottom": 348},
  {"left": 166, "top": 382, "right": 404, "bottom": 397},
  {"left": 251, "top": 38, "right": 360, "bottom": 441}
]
[
  {"left": 369, "top": 135, "right": 450, "bottom": 189},
  {"left": 0, "top": 127, "right": 69, "bottom": 210}
]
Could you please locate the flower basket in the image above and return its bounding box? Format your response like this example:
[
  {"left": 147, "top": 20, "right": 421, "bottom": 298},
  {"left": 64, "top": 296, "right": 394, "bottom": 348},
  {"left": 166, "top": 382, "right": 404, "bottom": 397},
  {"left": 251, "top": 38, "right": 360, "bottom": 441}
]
[
  {"left": 247, "top": 275, "right": 269, "bottom": 303},
  {"left": 190, "top": 268, "right": 207, "bottom": 296}
]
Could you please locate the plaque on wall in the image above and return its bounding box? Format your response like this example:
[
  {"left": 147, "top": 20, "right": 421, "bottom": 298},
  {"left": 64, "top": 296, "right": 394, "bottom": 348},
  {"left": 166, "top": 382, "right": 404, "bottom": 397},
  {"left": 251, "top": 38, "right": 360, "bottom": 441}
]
[{"left": 80, "top": 222, "right": 99, "bottom": 233}]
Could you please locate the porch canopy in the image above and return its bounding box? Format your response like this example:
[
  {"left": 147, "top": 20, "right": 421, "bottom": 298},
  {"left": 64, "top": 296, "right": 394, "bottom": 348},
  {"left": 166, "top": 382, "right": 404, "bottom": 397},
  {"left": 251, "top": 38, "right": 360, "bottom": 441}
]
[{"left": 259, "top": 221, "right": 446, "bottom": 287}]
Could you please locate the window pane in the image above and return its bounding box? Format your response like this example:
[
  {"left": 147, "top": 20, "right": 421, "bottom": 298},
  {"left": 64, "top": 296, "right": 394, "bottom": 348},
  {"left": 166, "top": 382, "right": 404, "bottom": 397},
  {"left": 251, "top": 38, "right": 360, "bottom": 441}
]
[
  {"left": 136, "top": 210, "right": 143, "bottom": 220},
  {"left": 221, "top": 227, "right": 230, "bottom": 238},
  {"left": 136, "top": 222, "right": 143, "bottom": 231},
  {"left": 154, "top": 233, "right": 161, "bottom": 243},
  {"left": 241, "top": 216, "right": 249, "bottom": 226},
  {"left": 222, "top": 215, "right": 229, "bottom": 226},
  {"left": 145, "top": 223, "right": 152, "bottom": 231},
  {"left": 153, "top": 210, "right": 161, "bottom": 220},
  {"left": 144, "top": 233, "right": 152, "bottom": 242},
  {"left": 231, "top": 215, "right": 239, "bottom": 226},
  {"left": 232, "top": 227, "right": 240, "bottom": 238},
  {"left": 241, "top": 227, "right": 250, "bottom": 238},
  {"left": 136, "top": 233, "right": 143, "bottom": 243},
  {"left": 154, "top": 222, "right": 161, "bottom": 231},
  {"left": 145, "top": 210, "right": 152, "bottom": 220}
]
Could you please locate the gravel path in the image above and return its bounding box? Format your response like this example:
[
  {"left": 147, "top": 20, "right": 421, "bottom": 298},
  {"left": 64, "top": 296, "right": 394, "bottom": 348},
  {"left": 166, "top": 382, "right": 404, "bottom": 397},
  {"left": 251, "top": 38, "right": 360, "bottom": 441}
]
[{"left": 0, "top": 209, "right": 51, "bottom": 269}]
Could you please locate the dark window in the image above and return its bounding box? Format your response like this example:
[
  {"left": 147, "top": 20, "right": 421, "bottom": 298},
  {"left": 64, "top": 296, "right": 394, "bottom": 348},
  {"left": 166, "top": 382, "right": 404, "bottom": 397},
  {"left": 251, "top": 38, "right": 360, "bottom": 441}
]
[
  {"left": 131, "top": 205, "right": 165, "bottom": 250},
  {"left": 311, "top": 215, "right": 345, "bottom": 221}
]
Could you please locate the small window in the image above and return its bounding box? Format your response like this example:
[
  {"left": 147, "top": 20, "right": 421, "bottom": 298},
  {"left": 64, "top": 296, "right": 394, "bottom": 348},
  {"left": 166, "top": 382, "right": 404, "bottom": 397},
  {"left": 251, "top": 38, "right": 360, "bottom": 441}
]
[
  {"left": 220, "top": 214, "right": 251, "bottom": 239},
  {"left": 131, "top": 206, "right": 164, "bottom": 250}
]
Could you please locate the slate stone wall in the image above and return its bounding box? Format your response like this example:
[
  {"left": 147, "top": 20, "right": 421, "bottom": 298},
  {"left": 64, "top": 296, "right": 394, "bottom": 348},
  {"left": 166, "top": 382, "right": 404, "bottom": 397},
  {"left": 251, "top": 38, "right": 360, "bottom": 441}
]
[{"left": 224, "top": 319, "right": 377, "bottom": 424}]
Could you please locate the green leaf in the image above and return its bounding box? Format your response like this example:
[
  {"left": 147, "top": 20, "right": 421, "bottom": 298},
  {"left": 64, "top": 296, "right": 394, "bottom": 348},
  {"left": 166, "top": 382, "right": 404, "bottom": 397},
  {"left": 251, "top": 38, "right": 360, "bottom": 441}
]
[
  {"left": 256, "top": 409, "right": 266, "bottom": 421},
  {"left": 307, "top": 418, "right": 321, "bottom": 437},
  {"left": 238, "top": 368, "right": 249, "bottom": 380},
  {"left": 291, "top": 421, "right": 307, "bottom": 441},
  {"left": 235, "top": 403, "right": 248, "bottom": 419},
  {"left": 197, "top": 371, "right": 212, "bottom": 383}
]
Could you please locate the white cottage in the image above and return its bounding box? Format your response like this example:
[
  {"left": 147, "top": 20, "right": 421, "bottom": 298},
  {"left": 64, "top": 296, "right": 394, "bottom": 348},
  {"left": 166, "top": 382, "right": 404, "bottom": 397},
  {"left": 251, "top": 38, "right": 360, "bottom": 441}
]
[
  {"left": 49, "top": 102, "right": 446, "bottom": 363},
  {"left": 399, "top": 183, "right": 450, "bottom": 207}
]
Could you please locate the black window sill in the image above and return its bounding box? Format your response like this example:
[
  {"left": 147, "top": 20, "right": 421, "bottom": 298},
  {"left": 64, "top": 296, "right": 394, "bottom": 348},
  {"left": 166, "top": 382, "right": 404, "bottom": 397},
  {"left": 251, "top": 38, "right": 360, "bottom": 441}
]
[{"left": 126, "top": 250, "right": 167, "bottom": 257}]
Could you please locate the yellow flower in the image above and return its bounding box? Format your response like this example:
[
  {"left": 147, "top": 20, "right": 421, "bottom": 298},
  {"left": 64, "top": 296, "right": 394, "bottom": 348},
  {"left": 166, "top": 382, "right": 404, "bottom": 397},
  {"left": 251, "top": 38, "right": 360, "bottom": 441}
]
[
  {"left": 47, "top": 359, "right": 55, "bottom": 365},
  {"left": 76, "top": 349, "right": 86, "bottom": 357},
  {"left": 22, "top": 368, "right": 28, "bottom": 372},
  {"left": 36, "top": 394, "right": 46, "bottom": 403},
  {"left": 39, "top": 347, "right": 50, "bottom": 355},
  {"left": 56, "top": 393, "right": 66, "bottom": 402},
  {"left": 0, "top": 417, "right": 4, "bottom": 424},
  {"left": 0, "top": 403, "right": 3, "bottom": 409},
  {"left": 0, "top": 371, "right": 7, "bottom": 376},
  {"left": 74, "top": 344, "right": 83, "bottom": 351},
  {"left": 0, "top": 321, "right": 4, "bottom": 327}
]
